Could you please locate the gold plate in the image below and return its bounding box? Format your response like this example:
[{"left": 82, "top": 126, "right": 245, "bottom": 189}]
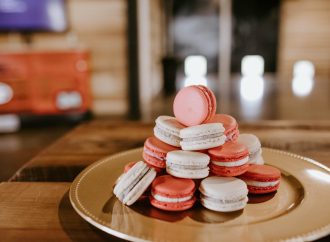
[{"left": 70, "top": 148, "right": 330, "bottom": 242}]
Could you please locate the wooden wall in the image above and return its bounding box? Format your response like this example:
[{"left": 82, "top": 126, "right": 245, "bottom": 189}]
[
  {"left": 137, "top": 0, "right": 165, "bottom": 120},
  {"left": 277, "top": 0, "right": 330, "bottom": 120},
  {"left": 0, "top": 0, "right": 128, "bottom": 116},
  {"left": 278, "top": 0, "right": 330, "bottom": 79}
]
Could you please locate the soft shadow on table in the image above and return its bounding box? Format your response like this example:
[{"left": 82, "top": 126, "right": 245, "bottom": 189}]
[{"left": 58, "top": 191, "right": 127, "bottom": 242}]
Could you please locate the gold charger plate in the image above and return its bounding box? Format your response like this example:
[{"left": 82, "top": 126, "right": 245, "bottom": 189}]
[{"left": 69, "top": 148, "right": 330, "bottom": 242}]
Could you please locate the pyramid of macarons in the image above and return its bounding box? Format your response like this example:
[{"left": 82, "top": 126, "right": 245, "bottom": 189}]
[{"left": 113, "top": 85, "right": 281, "bottom": 213}]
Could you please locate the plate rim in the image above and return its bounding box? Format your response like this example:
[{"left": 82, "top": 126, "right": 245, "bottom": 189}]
[{"left": 69, "top": 147, "right": 330, "bottom": 242}]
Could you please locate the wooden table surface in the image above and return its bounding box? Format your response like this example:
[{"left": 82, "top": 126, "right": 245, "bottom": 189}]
[{"left": 2, "top": 120, "right": 330, "bottom": 242}]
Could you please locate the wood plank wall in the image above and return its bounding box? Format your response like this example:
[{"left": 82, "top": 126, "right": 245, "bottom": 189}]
[
  {"left": 278, "top": 0, "right": 330, "bottom": 79},
  {"left": 0, "top": 0, "right": 128, "bottom": 116}
]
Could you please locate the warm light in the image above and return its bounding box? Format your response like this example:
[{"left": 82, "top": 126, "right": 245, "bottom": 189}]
[
  {"left": 240, "top": 76, "right": 264, "bottom": 101},
  {"left": 184, "top": 77, "right": 207, "bottom": 87},
  {"left": 56, "top": 91, "right": 82, "bottom": 110},
  {"left": 47, "top": 0, "right": 66, "bottom": 31},
  {"left": 0, "top": 82, "right": 13, "bottom": 105},
  {"left": 292, "top": 61, "right": 314, "bottom": 97},
  {"left": 184, "top": 55, "right": 207, "bottom": 77},
  {"left": 241, "top": 55, "right": 264, "bottom": 77},
  {"left": 184, "top": 55, "right": 208, "bottom": 87},
  {"left": 292, "top": 76, "right": 313, "bottom": 97},
  {"left": 0, "top": 114, "right": 20, "bottom": 133},
  {"left": 293, "top": 61, "right": 315, "bottom": 78}
]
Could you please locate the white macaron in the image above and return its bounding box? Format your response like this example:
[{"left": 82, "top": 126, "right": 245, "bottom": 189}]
[
  {"left": 166, "top": 150, "right": 210, "bottom": 179},
  {"left": 154, "top": 116, "right": 185, "bottom": 147},
  {"left": 180, "top": 123, "right": 226, "bottom": 151},
  {"left": 199, "top": 176, "right": 248, "bottom": 212},
  {"left": 113, "top": 161, "right": 156, "bottom": 205},
  {"left": 238, "top": 133, "right": 264, "bottom": 165}
]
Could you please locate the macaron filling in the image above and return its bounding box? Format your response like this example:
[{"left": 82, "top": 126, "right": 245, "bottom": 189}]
[
  {"left": 152, "top": 192, "right": 193, "bottom": 203},
  {"left": 244, "top": 179, "right": 280, "bottom": 187},
  {"left": 211, "top": 156, "right": 249, "bottom": 167}
]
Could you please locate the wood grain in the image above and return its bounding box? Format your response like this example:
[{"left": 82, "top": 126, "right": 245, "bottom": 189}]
[
  {"left": 0, "top": 182, "right": 125, "bottom": 242},
  {"left": 11, "top": 120, "right": 330, "bottom": 182},
  {"left": 278, "top": 0, "right": 330, "bottom": 79}
]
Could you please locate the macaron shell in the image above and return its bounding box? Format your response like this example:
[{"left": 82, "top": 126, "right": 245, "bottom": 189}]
[
  {"left": 238, "top": 133, "right": 261, "bottom": 154},
  {"left": 208, "top": 142, "right": 249, "bottom": 161},
  {"left": 166, "top": 150, "right": 210, "bottom": 166},
  {"left": 166, "top": 166, "right": 209, "bottom": 179},
  {"left": 151, "top": 175, "right": 195, "bottom": 198},
  {"left": 173, "top": 85, "right": 216, "bottom": 126},
  {"left": 199, "top": 176, "right": 248, "bottom": 200},
  {"left": 180, "top": 123, "right": 225, "bottom": 138},
  {"left": 200, "top": 196, "right": 247, "bottom": 212},
  {"left": 180, "top": 135, "right": 226, "bottom": 151},
  {"left": 247, "top": 183, "right": 280, "bottom": 194},
  {"left": 143, "top": 152, "right": 166, "bottom": 168},
  {"left": 240, "top": 164, "right": 281, "bottom": 181},
  {"left": 155, "top": 116, "right": 185, "bottom": 136},
  {"left": 197, "top": 85, "right": 216, "bottom": 121},
  {"left": 143, "top": 137, "right": 179, "bottom": 168},
  {"left": 144, "top": 136, "right": 179, "bottom": 156},
  {"left": 210, "top": 163, "right": 249, "bottom": 177},
  {"left": 150, "top": 196, "right": 196, "bottom": 211},
  {"left": 207, "top": 114, "right": 238, "bottom": 135}
]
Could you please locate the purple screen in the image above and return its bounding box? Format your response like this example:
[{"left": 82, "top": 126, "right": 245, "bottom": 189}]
[{"left": 0, "top": 0, "right": 67, "bottom": 32}]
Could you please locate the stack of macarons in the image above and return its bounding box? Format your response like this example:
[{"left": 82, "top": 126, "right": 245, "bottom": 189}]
[{"left": 113, "top": 85, "right": 281, "bottom": 213}]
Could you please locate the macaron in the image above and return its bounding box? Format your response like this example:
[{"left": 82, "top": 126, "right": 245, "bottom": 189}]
[
  {"left": 143, "top": 136, "right": 179, "bottom": 170},
  {"left": 113, "top": 161, "right": 156, "bottom": 205},
  {"left": 150, "top": 175, "right": 196, "bottom": 211},
  {"left": 166, "top": 150, "right": 210, "bottom": 179},
  {"left": 208, "top": 142, "right": 249, "bottom": 177},
  {"left": 173, "top": 85, "right": 216, "bottom": 126},
  {"left": 239, "top": 164, "right": 281, "bottom": 194},
  {"left": 238, "top": 134, "right": 264, "bottom": 165},
  {"left": 199, "top": 176, "right": 248, "bottom": 212},
  {"left": 207, "top": 114, "right": 239, "bottom": 142},
  {"left": 180, "top": 123, "right": 226, "bottom": 151},
  {"left": 154, "top": 116, "right": 185, "bottom": 147},
  {"left": 122, "top": 161, "right": 149, "bottom": 200}
]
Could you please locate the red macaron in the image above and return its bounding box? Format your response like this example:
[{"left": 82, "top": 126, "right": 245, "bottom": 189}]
[
  {"left": 173, "top": 85, "right": 216, "bottom": 126},
  {"left": 208, "top": 142, "right": 249, "bottom": 177},
  {"left": 239, "top": 164, "right": 281, "bottom": 194},
  {"left": 150, "top": 175, "right": 196, "bottom": 211},
  {"left": 207, "top": 114, "right": 239, "bottom": 142},
  {"left": 143, "top": 136, "right": 179, "bottom": 170}
]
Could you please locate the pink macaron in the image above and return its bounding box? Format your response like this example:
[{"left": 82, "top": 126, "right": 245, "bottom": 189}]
[
  {"left": 208, "top": 142, "right": 249, "bottom": 177},
  {"left": 150, "top": 175, "right": 196, "bottom": 211},
  {"left": 143, "top": 136, "right": 179, "bottom": 170},
  {"left": 207, "top": 114, "right": 239, "bottom": 142},
  {"left": 173, "top": 85, "right": 216, "bottom": 126},
  {"left": 239, "top": 165, "right": 281, "bottom": 194}
]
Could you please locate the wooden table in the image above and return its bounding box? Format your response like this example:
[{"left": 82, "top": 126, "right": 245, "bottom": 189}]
[{"left": 1, "top": 120, "right": 330, "bottom": 242}]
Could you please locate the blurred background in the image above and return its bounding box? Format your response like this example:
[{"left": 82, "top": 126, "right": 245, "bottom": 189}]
[{"left": 0, "top": 0, "right": 329, "bottom": 180}]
